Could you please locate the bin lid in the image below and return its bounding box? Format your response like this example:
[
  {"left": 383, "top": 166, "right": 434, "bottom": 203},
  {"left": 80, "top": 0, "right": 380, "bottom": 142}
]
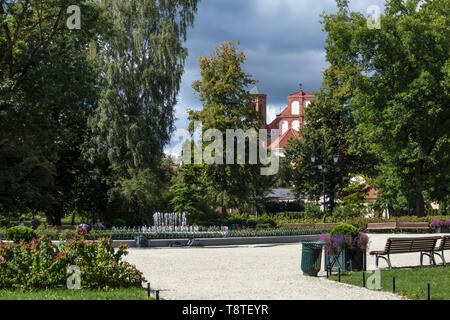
[{"left": 301, "top": 240, "right": 326, "bottom": 249}]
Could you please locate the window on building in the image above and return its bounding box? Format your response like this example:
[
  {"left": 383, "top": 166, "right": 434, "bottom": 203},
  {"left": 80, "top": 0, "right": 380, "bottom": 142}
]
[
  {"left": 291, "top": 100, "right": 300, "bottom": 115},
  {"left": 292, "top": 120, "right": 300, "bottom": 131},
  {"left": 279, "top": 120, "right": 289, "bottom": 135}
]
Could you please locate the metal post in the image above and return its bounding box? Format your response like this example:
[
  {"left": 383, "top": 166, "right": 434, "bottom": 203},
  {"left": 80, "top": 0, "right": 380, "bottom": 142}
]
[
  {"left": 323, "top": 169, "right": 326, "bottom": 223},
  {"left": 156, "top": 290, "right": 160, "bottom": 300},
  {"left": 392, "top": 277, "right": 395, "bottom": 293},
  {"left": 362, "top": 272, "right": 366, "bottom": 288},
  {"left": 322, "top": 131, "right": 326, "bottom": 223},
  {"left": 147, "top": 282, "right": 150, "bottom": 298},
  {"left": 427, "top": 283, "right": 430, "bottom": 300},
  {"left": 338, "top": 268, "right": 341, "bottom": 282}
]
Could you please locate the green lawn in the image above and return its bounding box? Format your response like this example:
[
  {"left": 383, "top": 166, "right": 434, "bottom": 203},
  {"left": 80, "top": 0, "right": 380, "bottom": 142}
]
[
  {"left": 0, "top": 287, "right": 154, "bottom": 300},
  {"left": 329, "top": 266, "right": 450, "bottom": 300}
]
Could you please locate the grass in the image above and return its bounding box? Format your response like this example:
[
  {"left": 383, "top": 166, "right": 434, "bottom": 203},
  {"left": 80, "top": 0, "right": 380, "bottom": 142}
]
[
  {"left": 0, "top": 287, "right": 154, "bottom": 300},
  {"left": 329, "top": 266, "right": 450, "bottom": 300}
]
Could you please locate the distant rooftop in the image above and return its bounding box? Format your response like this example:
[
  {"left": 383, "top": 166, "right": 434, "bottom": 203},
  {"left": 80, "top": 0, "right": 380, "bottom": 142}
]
[{"left": 249, "top": 86, "right": 265, "bottom": 95}]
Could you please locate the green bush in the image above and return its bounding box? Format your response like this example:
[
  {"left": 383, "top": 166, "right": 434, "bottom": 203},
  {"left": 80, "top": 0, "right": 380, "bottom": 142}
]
[
  {"left": 253, "top": 214, "right": 276, "bottom": 228},
  {"left": 226, "top": 214, "right": 248, "bottom": 228},
  {"left": 190, "top": 207, "right": 225, "bottom": 226},
  {"left": 0, "top": 234, "right": 144, "bottom": 289},
  {"left": 113, "top": 218, "right": 126, "bottom": 226},
  {"left": 329, "top": 223, "right": 359, "bottom": 238},
  {"left": 5, "top": 226, "right": 37, "bottom": 243},
  {"left": 273, "top": 211, "right": 305, "bottom": 220},
  {"left": 303, "top": 203, "right": 323, "bottom": 219},
  {"left": 332, "top": 205, "right": 364, "bottom": 218},
  {"left": 255, "top": 224, "right": 271, "bottom": 230},
  {"left": 0, "top": 219, "right": 10, "bottom": 228}
]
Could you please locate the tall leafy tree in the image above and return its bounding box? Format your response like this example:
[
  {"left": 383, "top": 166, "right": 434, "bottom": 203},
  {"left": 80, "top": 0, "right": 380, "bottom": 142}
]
[
  {"left": 187, "top": 41, "right": 275, "bottom": 215},
  {"left": 284, "top": 66, "right": 377, "bottom": 214},
  {"left": 321, "top": 0, "right": 449, "bottom": 216},
  {"left": 86, "top": 0, "right": 199, "bottom": 223},
  {"left": 0, "top": 1, "right": 108, "bottom": 223}
]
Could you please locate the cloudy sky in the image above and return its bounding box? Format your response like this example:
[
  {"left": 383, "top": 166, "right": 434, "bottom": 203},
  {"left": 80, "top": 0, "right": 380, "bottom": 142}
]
[{"left": 165, "top": 0, "right": 386, "bottom": 156}]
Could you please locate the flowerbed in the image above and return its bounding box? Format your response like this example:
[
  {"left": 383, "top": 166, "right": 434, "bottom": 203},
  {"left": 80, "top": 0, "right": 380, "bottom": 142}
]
[{"left": 0, "top": 227, "right": 332, "bottom": 241}]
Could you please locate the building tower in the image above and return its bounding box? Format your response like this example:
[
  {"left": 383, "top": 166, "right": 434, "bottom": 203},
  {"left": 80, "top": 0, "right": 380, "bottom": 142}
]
[{"left": 249, "top": 86, "right": 267, "bottom": 127}]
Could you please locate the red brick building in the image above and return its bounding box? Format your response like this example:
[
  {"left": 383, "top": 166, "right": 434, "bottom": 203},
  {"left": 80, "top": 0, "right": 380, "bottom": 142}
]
[{"left": 250, "top": 86, "right": 315, "bottom": 155}]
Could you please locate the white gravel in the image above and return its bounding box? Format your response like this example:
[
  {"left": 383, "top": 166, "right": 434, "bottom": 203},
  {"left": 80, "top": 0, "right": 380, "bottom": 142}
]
[{"left": 123, "top": 233, "right": 449, "bottom": 300}]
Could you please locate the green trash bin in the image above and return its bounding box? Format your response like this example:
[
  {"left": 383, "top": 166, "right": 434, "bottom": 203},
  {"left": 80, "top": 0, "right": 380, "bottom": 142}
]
[{"left": 301, "top": 240, "right": 325, "bottom": 276}]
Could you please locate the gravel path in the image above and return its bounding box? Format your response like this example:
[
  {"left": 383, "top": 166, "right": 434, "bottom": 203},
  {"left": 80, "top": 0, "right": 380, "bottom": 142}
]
[{"left": 123, "top": 233, "right": 449, "bottom": 300}]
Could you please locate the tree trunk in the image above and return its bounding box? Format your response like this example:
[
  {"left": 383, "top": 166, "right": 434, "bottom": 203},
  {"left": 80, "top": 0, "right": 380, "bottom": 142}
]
[
  {"left": 46, "top": 214, "right": 61, "bottom": 226},
  {"left": 71, "top": 211, "right": 76, "bottom": 226},
  {"left": 415, "top": 160, "right": 425, "bottom": 217},
  {"left": 221, "top": 206, "right": 227, "bottom": 218}
]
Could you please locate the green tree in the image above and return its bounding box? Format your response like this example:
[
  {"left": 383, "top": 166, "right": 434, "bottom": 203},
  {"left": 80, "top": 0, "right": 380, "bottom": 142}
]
[
  {"left": 0, "top": 1, "right": 109, "bottom": 224},
  {"left": 86, "top": 0, "right": 199, "bottom": 223},
  {"left": 321, "top": 0, "right": 449, "bottom": 216},
  {"left": 187, "top": 41, "right": 274, "bottom": 216},
  {"left": 284, "top": 66, "right": 377, "bottom": 215}
]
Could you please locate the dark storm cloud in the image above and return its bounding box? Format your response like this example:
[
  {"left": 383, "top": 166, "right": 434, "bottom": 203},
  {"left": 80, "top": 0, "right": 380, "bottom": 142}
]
[{"left": 167, "top": 0, "right": 386, "bottom": 155}]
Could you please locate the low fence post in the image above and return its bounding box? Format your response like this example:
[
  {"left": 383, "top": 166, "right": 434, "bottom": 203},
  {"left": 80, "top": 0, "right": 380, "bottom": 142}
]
[{"left": 392, "top": 277, "right": 395, "bottom": 293}]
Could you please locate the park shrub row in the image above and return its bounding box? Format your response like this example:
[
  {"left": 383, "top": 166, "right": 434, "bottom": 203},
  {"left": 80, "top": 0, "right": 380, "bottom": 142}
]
[{"left": 0, "top": 232, "right": 144, "bottom": 290}]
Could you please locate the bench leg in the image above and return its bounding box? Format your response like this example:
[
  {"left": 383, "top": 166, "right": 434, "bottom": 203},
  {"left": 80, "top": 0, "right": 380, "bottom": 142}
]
[
  {"left": 434, "top": 251, "right": 446, "bottom": 266},
  {"left": 376, "top": 255, "right": 392, "bottom": 269},
  {"left": 421, "top": 252, "right": 436, "bottom": 266}
]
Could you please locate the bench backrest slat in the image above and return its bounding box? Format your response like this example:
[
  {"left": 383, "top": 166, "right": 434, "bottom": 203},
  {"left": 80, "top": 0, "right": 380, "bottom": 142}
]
[
  {"left": 386, "top": 237, "right": 440, "bottom": 254},
  {"left": 367, "top": 223, "right": 396, "bottom": 228},
  {"left": 398, "top": 222, "right": 429, "bottom": 229}
]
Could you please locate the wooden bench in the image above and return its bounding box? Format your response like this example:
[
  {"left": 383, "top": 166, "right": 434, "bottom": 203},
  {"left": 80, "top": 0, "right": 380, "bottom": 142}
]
[
  {"left": 434, "top": 235, "right": 450, "bottom": 265},
  {"left": 398, "top": 222, "right": 430, "bottom": 232},
  {"left": 367, "top": 222, "right": 397, "bottom": 232},
  {"left": 369, "top": 236, "right": 441, "bottom": 269},
  {"left": 282, "top": 223, "right": 314, "bottom": 228}
]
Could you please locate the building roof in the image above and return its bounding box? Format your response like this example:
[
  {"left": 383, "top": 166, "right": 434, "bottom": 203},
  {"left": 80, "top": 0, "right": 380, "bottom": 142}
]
[
  {"left": 268, "top": 128, "right": 299, "bottom": 150},
  {"left": 249, "top": 86, "right": 265, "bottom": 95}
]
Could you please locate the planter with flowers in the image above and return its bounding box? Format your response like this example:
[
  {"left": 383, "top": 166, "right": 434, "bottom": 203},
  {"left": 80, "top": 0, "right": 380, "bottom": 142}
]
[
  {"left": 319, "top": 224, "right": 368, "bottom": 272},
  {"left": 432, "top": 219, "right": 450, "bottom": 233}
]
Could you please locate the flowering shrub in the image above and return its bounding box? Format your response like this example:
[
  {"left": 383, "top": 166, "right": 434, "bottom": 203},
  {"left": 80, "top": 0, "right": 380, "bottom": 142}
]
[
  {"left": 0, "top": 233, "right": 144, "bottom": 289},
  {"left": 432, "top": 219, "right": 450, "bottom": 228},
  {"left": 320, "top": 224, "right": 369, "bottom": 256}
]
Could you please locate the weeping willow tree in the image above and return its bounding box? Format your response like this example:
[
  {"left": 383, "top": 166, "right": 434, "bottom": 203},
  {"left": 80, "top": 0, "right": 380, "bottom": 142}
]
[{"left": 86, "top": 0, "right": 199, "bottom": 223}]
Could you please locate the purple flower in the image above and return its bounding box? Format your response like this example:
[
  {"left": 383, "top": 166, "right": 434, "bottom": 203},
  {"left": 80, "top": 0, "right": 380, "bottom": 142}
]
[
  {"left": 355, "top": 233, "right": 369, "bottom": 250},
  {"left": 432, "top": 220, "right": 450, "bottom": 228},
  {"left": 432, "top": 220, "right": 441, "bottom": 228},
  {"left": 320, "top": 231, "right": 369, "bottom": 255}
]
